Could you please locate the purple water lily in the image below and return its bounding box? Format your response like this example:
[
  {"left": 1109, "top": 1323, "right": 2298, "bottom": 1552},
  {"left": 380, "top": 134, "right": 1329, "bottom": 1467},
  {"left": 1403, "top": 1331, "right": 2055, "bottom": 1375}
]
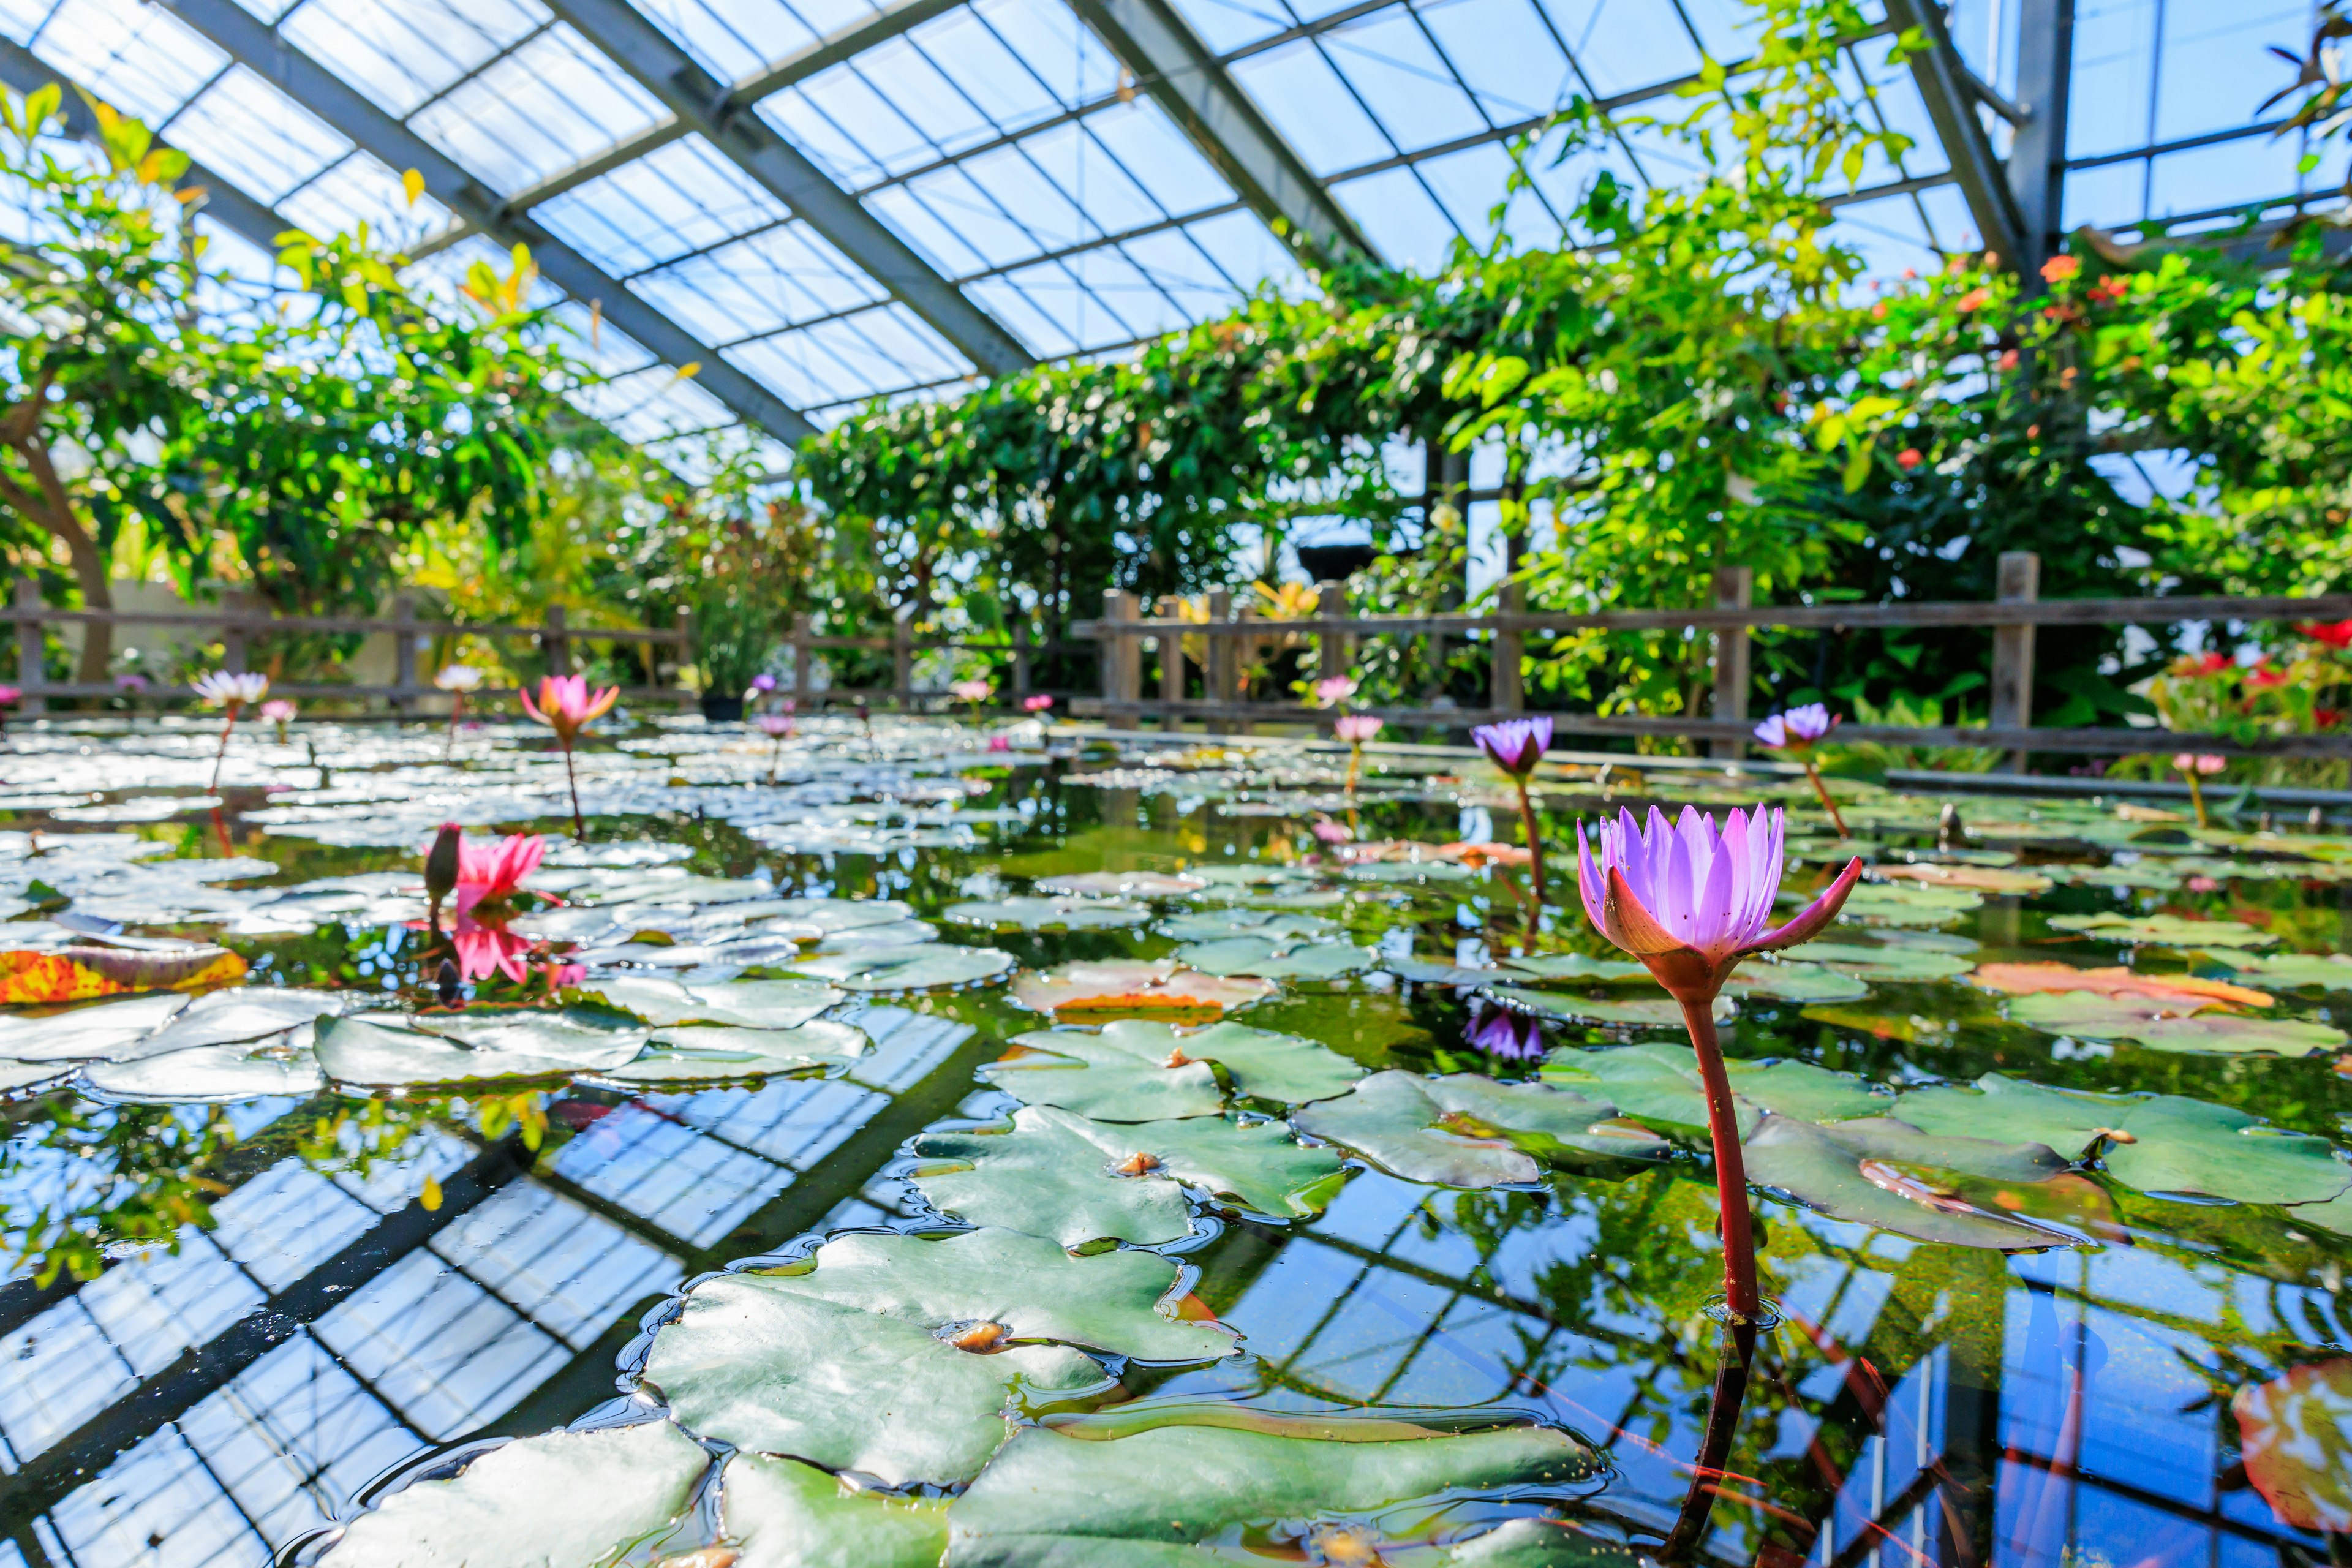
[
  {"left": 1466, "top": 1003, "right": 1545, "bottom": 1061},
  {"left": 1751, "top": 704, "right": 1849, "bottom": 837},
  {"left": 1472, "top": 716, "right": 1554, "bottom": 914}
]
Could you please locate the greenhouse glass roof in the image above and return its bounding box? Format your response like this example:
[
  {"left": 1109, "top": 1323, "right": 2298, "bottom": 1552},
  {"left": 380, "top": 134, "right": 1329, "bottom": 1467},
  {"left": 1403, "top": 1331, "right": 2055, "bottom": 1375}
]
[{"left": 0, "top": 0, "right": 2330, "bottom": 456}]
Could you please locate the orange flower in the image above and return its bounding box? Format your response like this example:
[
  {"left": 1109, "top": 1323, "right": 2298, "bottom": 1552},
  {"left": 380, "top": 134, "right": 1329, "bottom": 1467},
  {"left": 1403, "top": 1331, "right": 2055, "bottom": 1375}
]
[
  {"left": 2039, "top": 255, "right": 2079, "bottom": 282},
  {"left": 1955, "top": 287, "right": 1992, "bottom": 312}
]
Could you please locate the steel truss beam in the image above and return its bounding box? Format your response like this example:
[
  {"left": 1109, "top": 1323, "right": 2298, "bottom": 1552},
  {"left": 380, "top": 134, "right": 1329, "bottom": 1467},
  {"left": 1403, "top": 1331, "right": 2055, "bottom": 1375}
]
[
  {"left": 1067, "top": 0, "right": 1373, "bottom": 267},
  {"left": 2005, "top": 0, "right": 2074, "bottom": 273},
  {"left": 157, "top": 0, "right": 815, "bottom": 443},
  {"left": 542, "top": 0, "right": 1031, "bottom": 379},
  {"left": 1882, "top": 0, "right": 2029, "bottom": 267},
  {"left": 0, "top": 38, "right": 287, "bottom": 258}
]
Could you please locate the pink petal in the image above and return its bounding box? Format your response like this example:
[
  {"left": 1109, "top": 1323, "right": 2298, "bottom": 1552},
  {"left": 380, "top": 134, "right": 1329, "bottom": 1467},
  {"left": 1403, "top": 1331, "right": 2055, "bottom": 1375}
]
[
  {"left": 1739, "top": 856, "right": 1865, "bottom": 955},
  {"left": 1602, "top": 865, "right": 1690, "bottom": 956}
]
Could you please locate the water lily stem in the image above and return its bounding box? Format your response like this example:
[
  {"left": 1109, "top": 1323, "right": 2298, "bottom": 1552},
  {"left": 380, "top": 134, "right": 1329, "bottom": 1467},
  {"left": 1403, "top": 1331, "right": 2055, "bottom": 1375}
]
[
  {"left": 1513, "top": 777, "right": 1547, "bottom": 907},
  {"left": 2184, "top": 770, "right": 2209, "bottom": 829},
  {"left": 208, "top": 704, "right": 240, "bottom": 794},
  {"left": 1679, "top": 999, "right": 1761, "bottom": 1325},
  {"left": 1345, "top": 742, "right": 1361, "bottom": 795},
  {"left": 561, "top": 741, "right": 586, "bottom": 841},
  {"left": 1802, "top": 761, "right": 1849, "bottom": 838},
  {"left": 1659, "top": 1319, "right": 1758, "bottom": 1563}
]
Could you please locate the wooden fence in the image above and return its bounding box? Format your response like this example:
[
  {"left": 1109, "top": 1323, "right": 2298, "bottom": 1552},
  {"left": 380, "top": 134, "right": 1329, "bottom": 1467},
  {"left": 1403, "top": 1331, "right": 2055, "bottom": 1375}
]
[
  {"left": 3, "top": 581, "right": 695, "bottom": 712},
  {"left": 1073, "top": 552, "right": 2352, "bottom": 769}
]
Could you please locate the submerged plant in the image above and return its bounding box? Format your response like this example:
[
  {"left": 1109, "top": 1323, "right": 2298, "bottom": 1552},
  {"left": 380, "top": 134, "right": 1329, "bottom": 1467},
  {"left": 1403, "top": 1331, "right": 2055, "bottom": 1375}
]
[
  {"left": 519, "top": 674, "right": 618, "bottom": 840},
  {"left": 192, "top": 671, "right": 268, "bottom": 794},
  {"left": 1752, "top": 703, "right": 1848, "bottom": 837},
  {"left": 1473, "top": 717, "right": 1552, "bottom": 907},
  {"left": 1575, "top": 805, "right": 1861, "bottom": 1323},
  {"left": 1335, "top": 714, "right": 1381, "bottom": 794}
]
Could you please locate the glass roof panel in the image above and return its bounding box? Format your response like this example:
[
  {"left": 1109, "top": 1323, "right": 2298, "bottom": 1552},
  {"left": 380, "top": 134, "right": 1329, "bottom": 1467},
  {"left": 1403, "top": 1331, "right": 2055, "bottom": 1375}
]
[
  {"left": 1315, "top": 9, "right": 1490, "bottom": 154},
  {"left": 630, "top": 219, "right": 884, "bottom": 342},
  {"left": 20, "top": 0, "right": 228, "bottom": 125},
  {"left": 954, "top": 138, "right": 1091, "bottom": 252},
  {"left": 407, "top": 23, "right": 669, "bottom": 195},
  {"left": 533, "top": 134, "right": 792, "bottom": 276},
  {"left": 1417, "top": 140, "right": 1555, "bottom": 245},
  {"left": 279, "top": 0, "right": 549, "bottom": 119},
  {"left": 765, "top": 64, "right": 935, "bottom": 186},
  {"left": 891, "top": 166, "right": 1043, "bottom": 268},
  {"left": 279, "top": 149, "right": 456, "bottom": 246},
  {"left": 1182, "top": 207, "right": 1308, "bottom": 296},
  {"left": 970, "top": 0, "right": 1121, "bottom": 107},
  {"left": 1082, "top": 99, "right": 1233, "bottom": 213},
  {"left": 910, "top": 5, "right": 1065, "bottom": 135},
  {"left": 573, "top": 363, "right": 737, "bottom": 442},
  {"left": 1332, "top": 164, "right": 1458, "bottom": 270},
  {"left": 2147, "top": 134, "right": 2302, "bottom": 222},
  {"left": 625, "top": 0, "right": 828, "bottom": 85},
  {"left": 1851, "top": 37, "right": 1947, "bottom": 177},
  {"left": 1676, "top": 0, "right": 1765, "bottom": 62},
  {"left": 1118, "top": 225, "right": 1247, "bottom": 314},
  {"left": 725, "top": 301, "right": 970, "bottom": 404},
  {"left": 164, "top": 64, "right": 352, "bottom": 204},
  {"left": 1230, "top": 42, "right": 1394, "bottom": 174},
  {"left": 864, "top": 179, "right": 994, "bottom": 274},
  {"left": 849, "top": 37, "right": 1001, "bottom": 160},
  {"left": 1020, "top": 118, "right": 1170, "bottom": 235},
  {"left": 547, "top": 300, "right": 660, "bottom": 376},
  {"left": 965, "top": 270, "right": 1077, "bottom": 353},
  {"left": 1417, "top": 0, "right": 1576, "bottom": 126},
  {"left": 1534, "top": 0, "right": 1704, "bottom": 98},
  {"left": 2067, "top": 0, "right": 2156, "bottom": 159},
  {"left": 1161, "top": 0, "right": 1286, "bottom": 53},
  {"left": 2154, "top": 0, "right": 2301, "bottom": 145}
]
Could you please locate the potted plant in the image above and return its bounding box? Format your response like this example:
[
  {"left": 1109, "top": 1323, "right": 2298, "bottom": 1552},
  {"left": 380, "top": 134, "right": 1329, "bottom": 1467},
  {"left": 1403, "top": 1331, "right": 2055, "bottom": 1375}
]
[{"left": 693, "top": 594, "right": 775, "bottom": 722}]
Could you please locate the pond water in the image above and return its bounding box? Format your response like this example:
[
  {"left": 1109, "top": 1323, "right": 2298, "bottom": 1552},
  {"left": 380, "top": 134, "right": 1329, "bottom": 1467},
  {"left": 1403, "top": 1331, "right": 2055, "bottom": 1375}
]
[{"left": 0, "top": 714, "right": 2348, "bottom": 1568}]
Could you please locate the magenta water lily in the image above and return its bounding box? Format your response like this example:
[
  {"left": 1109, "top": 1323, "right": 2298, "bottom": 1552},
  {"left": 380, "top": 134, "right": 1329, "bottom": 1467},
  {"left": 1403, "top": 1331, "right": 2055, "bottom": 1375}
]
[
  {"left": 1752, "top": 703, "right": 1849, "bottom": 838},
  {"left": 1575, "top": 804, "right": 1863, "bottom": 1322},
  {"left": 1472, "top": 715, "right": 1553, "bottom": 912}
]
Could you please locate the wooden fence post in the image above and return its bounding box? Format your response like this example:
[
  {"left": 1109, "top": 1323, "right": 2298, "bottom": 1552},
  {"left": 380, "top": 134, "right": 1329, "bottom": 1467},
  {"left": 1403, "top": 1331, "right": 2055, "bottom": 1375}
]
[
  {"left": 1232, "top": 599, "right": 1256, "bottom": 736},
  {"left": 222, "top": 617, "right": 247, "bottom": 675},
  {"left": 674, "top": 606, "right": 695, "bottom": 704},
  {"left": 14, "top": 579, "right": 42, "bottom": 715},
  {"left": 1316, "top": 579, "right": 1351, "bottom": 687},
  {"left": 790, "top": 613, "right": 812, "bottom": 699},
  {"left": 541, "top": 605, "right": 571, "bottom": 676},
  {"left": 892, "top": 611, "right": 914, "bottom": 709},
  {"left": 391, "top": 592, "right": 421, "bottom": 715},
  {"left": 1490, "top": 579, "right": 1525, "bottom": 715},
  {"left": 1011, "top": 623, "right": 1031, "bottom": 701},
  {"left": 1100, "top": 590, "right": 1140, "bottom": 731},
  {"left": 1204, "top": 589, "right": 1232, "bottom": 739},
  {"left": 1989, "top": 550, "right": 2041, "bottom": 774},
  {"left": 1156, "top": 595, "right": 1185, "bottom": 733},
  {"left": 1711, "top": 567, "right": 1754, "bottom": 762}
]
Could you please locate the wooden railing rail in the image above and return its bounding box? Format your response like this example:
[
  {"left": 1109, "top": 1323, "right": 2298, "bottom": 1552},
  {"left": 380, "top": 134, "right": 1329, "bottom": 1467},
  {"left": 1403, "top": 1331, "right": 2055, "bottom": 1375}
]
[{"left": 1071, "top": 557, "right": 2352, "bottom": 766}]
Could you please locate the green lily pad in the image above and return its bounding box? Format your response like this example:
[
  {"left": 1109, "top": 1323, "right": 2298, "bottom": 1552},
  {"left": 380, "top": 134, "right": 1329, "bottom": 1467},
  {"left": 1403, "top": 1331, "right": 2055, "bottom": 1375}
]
[
  {"left": 323, "top": 1420, "right": 708, "bottom": 1568},
  {"left": 84, "top": 1038, "right": 323, "bottom": 1102},
  {"left": 2005, "top": 992, "right": 2346, "bottom": 1057},
  {"left": 601, "top": 1020, "right": 871, "bottom": 1084},
  {"left": 1036, "top": 872, "right": 1206, "bottom": 897},
  {"left": 0, "top": 993, "right": 191, "bottom": 1063},
  {"left": 1174, "top": 937, "right": 1374, "bottom": 979},
  {"left": 746, "top": 1228, "right": 1237, "bottom": 1362},
  {"left": 797, "top": 943, "right": 1014, "bottom": 991},
  {"left": 1292, "top": 1070, "right": 1665, "bottom": 1186},
  {"left": 1002, "top": 1019, "right": 1362, "bottom": 1112},
  {"left": 1158, "top": 909, "right": 1340, "bottom": 943},
  {"left": 941, "top": 896, "right": 1151, "bottom": 932},
  {"left": 1792, "top": 943, "right": 1977, "bottom": 981},
  {"left": 586, "top": 976, "right": 844, "bottom": 1028},
  {"left": 948, "top": 1419, "right": 1600, "bottom": 1567},
  {"left": 1484, "top": 987, "right": 1730, "bottom": 1028},
  {"left": 2215, "top": 951, "right": 2352, "bottom": 990},
  {"left": 813, "top": 919, "right": 940, "bottom": 951},
  {"left": 756, "top": 897, "right": 921, "bottom": 935},
  {"left": 981, "top": 1035, "right": 1227, "bottom": 1122},
  {"left": 113, "top": 987, "right": 344, "bottom": 1060},
  {"left": 1894, "top": 1074, "right": 2352, "bottom": 1205},
  {"left": 641, "top": 1274, "right": 1107, "bottom": 1487},
  {"left": 316, "top": 1010, "right": 650, "bottom": 1085},
  {"left": 2045, "top": 914, "right": 2280, "bottom": 949},
  {"left": 1830, "top": 883, "right": 1983, "bottom": 925},
  {"left": 718, "top": 1455, "right": 948, "bottom": 1568},
  {"left": 1742, "top": 1114, "right": 2075, "bottom": 1250},
  {"left": 1502, "top": 953, "right": 1658, "bottom": 984},
  {"left": 912, "top": 1106, "right": 1341, "bottom": 1241},
  {"left": 1541, "top": 1041, "right": 1888, "bottom": 1134},
  {"left": 1721, "top": 962, "right": 1871, "bottom": 1003},
  {"left": 1341, "top": 860, "right": 1475, "bottom": 884}
]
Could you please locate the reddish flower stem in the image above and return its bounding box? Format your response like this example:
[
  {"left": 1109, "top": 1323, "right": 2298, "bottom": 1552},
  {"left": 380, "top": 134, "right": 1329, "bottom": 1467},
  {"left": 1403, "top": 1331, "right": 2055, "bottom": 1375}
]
[
  {"left": 208, "top": 703, "right": 241, "bottom": 794},
  {"left": 1680, "top": 998, "right": 1762, "bottom": 1325},
  {"left": 1513, "top": 777, "right": 1547, "bottom": 907},
  {"left": 561, "top": 741, "right": 586, "bottom": 841},
  {"left": 1802, "top": 760, "right": 1849, "bottom": 838}
]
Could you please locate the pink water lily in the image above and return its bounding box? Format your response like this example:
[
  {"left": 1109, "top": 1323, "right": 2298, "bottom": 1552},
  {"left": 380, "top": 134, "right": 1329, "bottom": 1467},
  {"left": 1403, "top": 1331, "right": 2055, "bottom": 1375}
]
[
  {"left": 758, "top": 712, "right": 796, "bottom": 782},
  {"left": 519, "top": 675, "right": 618, "bottom": 839},
  {"left": 1575, "top": 804, "right": 1862, "bottom": 1323},
  {"left": 456, "top": 832, "right": 545, "bottom": 911},
  {"left": 1312, "top": 676, "right": 1358, "bottom": 707},
  {"left": 1023, "top": 693, "right": 1054, "bottom": 714},
  {"left": 193, "top": 671, "right": 270, "bottom": 793}
]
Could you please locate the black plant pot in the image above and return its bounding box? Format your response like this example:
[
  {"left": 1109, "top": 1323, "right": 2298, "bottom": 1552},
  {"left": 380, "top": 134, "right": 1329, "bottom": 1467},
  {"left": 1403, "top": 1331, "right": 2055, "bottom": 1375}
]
[{"left": 699, "top": 695, "right": 745, "bottom": 723}]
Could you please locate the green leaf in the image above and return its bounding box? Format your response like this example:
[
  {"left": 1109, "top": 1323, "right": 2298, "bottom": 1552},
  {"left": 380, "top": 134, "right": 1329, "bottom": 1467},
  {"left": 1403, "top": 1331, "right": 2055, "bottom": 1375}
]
[
  {"left": 982, "top": 1033, "right": 1228, "bottom": 1122},
  {"left": 948, "top": 1420, "right": 1602, "bottom": 1566},
  {"left": 603, "top": 1020, "right": 870, "bottom": 1084},
  {"left": 2045, "top": 914, "right": 2280, "bottom": 949},
  {"left": 316, "top": 1010, "right": 648, "bottom": 1085},
  {"left": 1483, "top": 987, "right": 1729, "bottom": 1027},
  {"left": 325, "top": 1422, "right": 708, "bottom": 1568},
  {"left": 1501, "top": 953, "right": 1656, "bottom": 984},
  {"left": 2212, "top": 951, "right": 2352, "bottom": 989},
  {"left": 584, "top": 976, "right": 843, "bottom": 1028},
  {"left": 1293, "top": 1070, "right": 1665, "bottom": 1186},
  {"left": 718, "top": 1455, "right": 949, "bottom": 1568},
  {"left": 84, "top": 1040, "right": 320, "bottom": 1102},
  {"left": 797, "top": 943, "right": 1014, "bottom": 991},
  {"left": 941, "top": 896, "right": 1151, "bottom": 932},
  {"left": 1158, "top": 910, "right": 1339, "bottom": 943},
  {"left": 1721, "top": 961, "right": 1871, "bottom": 1003},
  {"left": 2004, "top": 992, "right": 2346, "bottom": 1057},
  {"left": 1792, "top": 943, "right": 1977, "bottom": 981},
  {"left": 1743, "top": 1114, "right": 2074, "bottom": 1250},
  {"left": 1174, "top": 937, "right": 1375, "bottom": 979}
]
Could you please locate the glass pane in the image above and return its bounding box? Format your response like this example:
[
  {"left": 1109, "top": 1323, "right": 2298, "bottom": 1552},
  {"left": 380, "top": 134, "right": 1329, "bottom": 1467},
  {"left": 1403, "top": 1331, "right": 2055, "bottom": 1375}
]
[
  {"left": 976, "top": 0, "right": 1121, "bottom": 107},
  {"left": 409, "top": 24, "right": 669, "bottom": 195},
  {"left": 279, "top": 151, "right": 455, "bottom": 249},
  {"left": 864, "top": 181, "right": 992, "bottom": 275},
  {"left": 165, "top": 65, "right": 350, "bottom": 205},
  {"left": 1536, "top": 0, "right": 1704, "bottom": 99},
  {"left": 1417, "top": 0, "right": 1574, "bottom": 126},
  {"left": 911, "top": 5, "right": 1063, "bottom": 135},
  {"left": 630, "top": 219, "right": 884, "bottom": 342},
  {"left": 282, "top": 0, "right": 548, "bottom": 119},
  {"left": 1182, "top": 207, "right": 1308, "bottom": 296},
  {"left": 627, "top": 0, "right": 824, "bottom": 85},
  {"left": 1317, "top": 9, "right": 1489, "bottom": 153},
  {"left": 1020, "top": 118, "right": 1165, "bottom": 233},
  {"left": 1230, "top": 41, "right": 1394, "bottom": 174},
  {"left": 1332, "top": 164, "right": 1458, "bottom": 269},
  {"left": 26, "top": 0, "right": 226, "bottom": 126},
  {"left": 1084, "top": 99, "right": 1234, "bottom": 216},
  {"left": 572, "top": 364, "right": 736, "bottom": 442},
  {"left": 2152, "top": 0, "right": 2305, "bottom": 146},
  {"left": 1162, "top": 0, "right": 1288, "bottom": 54},
  {"left": 534, "top": 134, "right": 791, "bottom": 276},
  {"left": 851, "top": 36, "right": 998, "bottom": 162},
  {"left": 2067, "top": 0, "right": 2157, "bottom": 158}
]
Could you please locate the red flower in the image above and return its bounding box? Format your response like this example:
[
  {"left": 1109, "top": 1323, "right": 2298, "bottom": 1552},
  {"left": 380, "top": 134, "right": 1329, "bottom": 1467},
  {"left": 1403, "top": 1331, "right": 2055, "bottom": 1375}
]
[
  {"left": 2320, "top": 708, "right": 2346, "bottom": 728},
  {"left": 1997, "top": 349, "right": 2019, "bottom": 371},
  {"left": 1956, "top": 287, "right": 1992, "bottom": 312},
  {"left": 1896, "top": 448, "right": 1924, "bottom": 470},
  {"left": 2299, "top": 619, "right": 2352, "bottom": 650},
  {"left": 2247, "top": 665, "right": 2290, "bottom": 690},
  {"left": 2178, "top": 652, "right": 2231, "bottom": 677}
]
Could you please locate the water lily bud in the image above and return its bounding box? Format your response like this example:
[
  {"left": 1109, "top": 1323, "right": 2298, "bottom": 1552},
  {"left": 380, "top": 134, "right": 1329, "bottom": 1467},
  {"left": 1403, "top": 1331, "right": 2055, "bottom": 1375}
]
[{"left": 425, "top": 823, "right": 462, "bottom": 908}]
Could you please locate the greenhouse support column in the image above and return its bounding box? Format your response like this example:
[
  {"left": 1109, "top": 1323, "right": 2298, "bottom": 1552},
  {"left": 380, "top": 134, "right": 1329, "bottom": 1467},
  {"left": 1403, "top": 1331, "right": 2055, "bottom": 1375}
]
[
  {"left": 1490, "top": 579, "right": 1524, "bottom": 716},
  {"left": 1157, "top": 596, "right": 1185, "bottom": 733},
  {"left": 1101, "top": 590, "right": 1140, "bottom": 732},
  {"left": 1990, "top": 551, "right": 2041, "bottom": 774},
  {"left": 13, "top": 578, "right": 41, "bottom": 715},
  {"left": 542, "top": 605, "right": 572, "bottom": 677},
  {"left": 1204, "top": 589, "right": 1233, "bottom": 739},
  {"left": 391, "top": 593, "right": 421, "bottom": 717},
  {"left": 1711, "top": 567, "right": 1752, "bottom": 763}
]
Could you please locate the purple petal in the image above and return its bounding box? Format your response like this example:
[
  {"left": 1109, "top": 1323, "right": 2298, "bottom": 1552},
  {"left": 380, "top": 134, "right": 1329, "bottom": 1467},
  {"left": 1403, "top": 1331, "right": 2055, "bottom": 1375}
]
[
  {"left": 1694, "top": 825, "right": 1736, "bottom": 951},
  {"left": 1577, "top": 821, "right": 1606, "bottom": 928},
  {"left": 1742, "top": 856, "right": 1864, "bottom": 954},
  {"left": 1753, "top": 715, "right": 1786, "bottom": 747}
]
